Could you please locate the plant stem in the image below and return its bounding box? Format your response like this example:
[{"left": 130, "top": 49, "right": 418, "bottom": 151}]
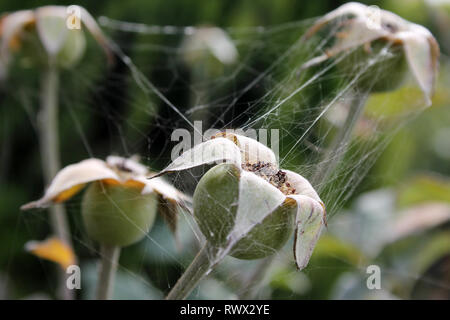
[
  {"left": 311, "top": 93, "right": 368, "bottom": 188},
  {"left": 166, "top": 242, "right": 216, "bottom": 300},
  {"left": 96, "top": 244, "right": 121, "bottom": 300},
  {"left": 38, "top": 63, "right": 74, "bottom": 300}
]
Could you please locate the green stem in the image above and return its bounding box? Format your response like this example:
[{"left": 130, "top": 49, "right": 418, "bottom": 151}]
[
  {"left": 96, "top": 244, "right": 121, "bottom": 300},
  {"left": 166, "top": 242, "right": 216, "bottom": 300},
  {"left": 38, "top": 64, "right": 74, "bottom": 300}
]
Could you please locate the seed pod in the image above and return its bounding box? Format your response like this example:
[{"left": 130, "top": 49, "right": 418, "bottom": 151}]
[
  {"left": 82, "top": 181, "right": 158, "bottom": 247},
  {"left": 155, "top": 132, "right": 326, "bottom": 269},
  {"left": 22, "top": 157, "right": 188, "bottom": 248},
  {"left": 193, "top": 163, "right": 296, "bottom": 260}
]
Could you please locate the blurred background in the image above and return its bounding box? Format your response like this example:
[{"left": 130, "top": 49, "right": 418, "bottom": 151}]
[{"left": 0, "top": 0, "right": 449, "bottom": 299}]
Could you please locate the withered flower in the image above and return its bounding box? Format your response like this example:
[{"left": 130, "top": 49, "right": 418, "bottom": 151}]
[
  {"left": 155, "top": 132, "right": 326, "bottom": 270},
  {"left": 22, "top": 156, "right": 189, "bottom": 247},
  {"left": 0, "top": 5, "right": 112, "bottom": 77},
  {"left": 302, "top": 2, "right": 440, "bottom": 105}
]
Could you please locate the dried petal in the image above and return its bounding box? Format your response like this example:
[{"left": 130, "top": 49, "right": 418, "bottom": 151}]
[
  {"left": 289, "top": 194, "right": 326, "bottom": 270},
  {"left": 304, "top": 3, "right": 384, "bottom": 40},
  {"left": 21, "top": 158, "right": 120, "bottom": 209},
  {"left": 78, "top": 6, "right": 114, "bottom": 64},
  {"left": 143, "top": 176, "right": 192, "bottom": 242},
  {"left": 143, "top": 176, "right": 190, "bottom": 203},
  {"left": 399, "top": 28, "right": 439, "bottom": 105},
  {"left": 228, "top": 170, "right": 286, "bottom": 243},
  {"left": 25, "top": 237, "right": 76, "bottom": 269},
  {"left": 220, "top": 133, "right": 278, "bottom": 168},
  {"left": 283, "top": 169, "right": 322, "bottom": 203},
  {"left": 154, "top": 137, "right": 242, "bottom": 177},
  {"left": 35, "top": 6, "right": 68, "bottom": 56},
  {"left": 106, "top": 155, "right": 148, "bottom": 176},
  {"left": 35, "top": 6, "right": 113, "bottom": 63}
]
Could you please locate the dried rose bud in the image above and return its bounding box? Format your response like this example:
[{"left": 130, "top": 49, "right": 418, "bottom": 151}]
[{"left": 81, "top": 180, "right": 159, "bottom": 247}]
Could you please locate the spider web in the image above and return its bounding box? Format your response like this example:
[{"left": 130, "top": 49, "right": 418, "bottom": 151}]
[{"left": 11, "top": 13, "right": 436, "bottom": 300}]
